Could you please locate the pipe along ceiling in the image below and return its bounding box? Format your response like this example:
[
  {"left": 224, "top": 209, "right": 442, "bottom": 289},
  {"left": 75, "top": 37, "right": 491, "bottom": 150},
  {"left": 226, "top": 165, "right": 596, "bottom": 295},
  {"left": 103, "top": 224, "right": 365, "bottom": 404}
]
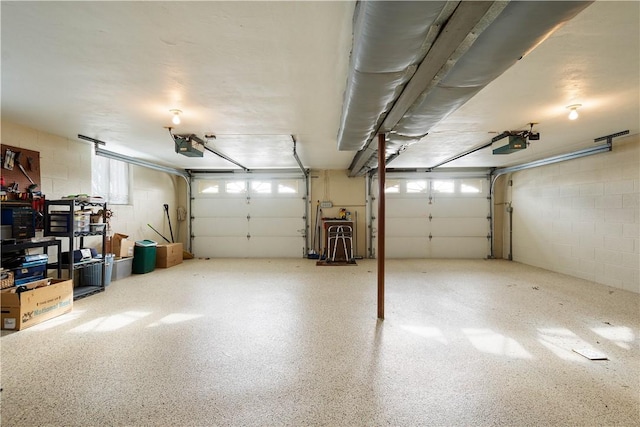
[{"left": 337, "top": 1, "right": 593, "bottom": 177}]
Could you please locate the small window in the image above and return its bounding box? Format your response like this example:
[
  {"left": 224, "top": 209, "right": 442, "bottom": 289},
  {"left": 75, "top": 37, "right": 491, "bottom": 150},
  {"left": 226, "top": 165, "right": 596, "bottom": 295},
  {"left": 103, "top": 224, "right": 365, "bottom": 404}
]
[
  {"left": 432, "top": 180, "right": 454, "bottom": 193},
  {"left": 91, "top": 154, "right": 130, "bottom": 205},
  {"left": 277, "top": 180, "right": 298, "bottom": 194},
  {"left": 225, "top": 180, "right": 247, "bottom": 194},
  {"left": 385, "top": 180, "right": 401, "bottom": 193},
  {"left": 460, "top": 179, "right": 483, "bottom": 194},
  {"left": 407, "top": 180, "right": 428, "bottom": 193},
  {"left": 198, "top": 180, "right": 220, "bottom": 194},
  {"left": 251, "top": 181, "right": 272, "bottom": 194}
]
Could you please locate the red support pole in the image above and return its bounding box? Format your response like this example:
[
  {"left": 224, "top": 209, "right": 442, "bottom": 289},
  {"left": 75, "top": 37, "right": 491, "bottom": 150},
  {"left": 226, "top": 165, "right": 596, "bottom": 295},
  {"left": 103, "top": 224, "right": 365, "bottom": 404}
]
[{"left": 377, "top": 133, "right": 385, "bottom": 320}]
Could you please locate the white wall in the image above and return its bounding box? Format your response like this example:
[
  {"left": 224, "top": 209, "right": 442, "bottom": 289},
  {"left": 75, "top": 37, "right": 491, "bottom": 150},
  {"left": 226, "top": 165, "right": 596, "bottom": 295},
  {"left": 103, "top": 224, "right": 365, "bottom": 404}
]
[
  {"left": 506, "top": 134, "right": 639, "bottom": 293},
  {"left": 107, "top": 167, "right": 184, "bottom": 246},
  {"left": 1, "top": 120, "right": 185, "bottom": 252}
]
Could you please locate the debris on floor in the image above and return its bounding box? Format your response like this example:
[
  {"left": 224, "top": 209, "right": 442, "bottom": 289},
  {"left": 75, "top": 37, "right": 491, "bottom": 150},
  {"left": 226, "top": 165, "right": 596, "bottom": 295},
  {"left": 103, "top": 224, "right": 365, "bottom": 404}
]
[{"left": 573, "top": 348, "right": 608, "bottom": 360}]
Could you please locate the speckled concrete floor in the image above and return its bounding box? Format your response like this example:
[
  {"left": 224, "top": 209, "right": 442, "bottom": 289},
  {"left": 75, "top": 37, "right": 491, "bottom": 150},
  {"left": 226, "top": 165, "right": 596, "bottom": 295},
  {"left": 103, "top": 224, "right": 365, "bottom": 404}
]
[{"left": 1, "top": 259, "right": 639, "bottom": 426}]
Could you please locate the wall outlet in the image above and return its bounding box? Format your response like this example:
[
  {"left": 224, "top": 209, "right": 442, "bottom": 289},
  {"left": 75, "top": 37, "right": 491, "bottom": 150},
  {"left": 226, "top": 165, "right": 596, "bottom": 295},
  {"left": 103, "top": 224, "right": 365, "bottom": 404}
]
[{"left": 320, "top": 201, "right": 333, "bottom": 208}]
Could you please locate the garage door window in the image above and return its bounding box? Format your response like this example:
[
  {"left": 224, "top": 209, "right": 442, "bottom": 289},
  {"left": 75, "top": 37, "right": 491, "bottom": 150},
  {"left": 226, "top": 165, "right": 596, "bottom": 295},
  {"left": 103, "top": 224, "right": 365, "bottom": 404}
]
[
  {"left": 460, "top": 179, "right": 483, "bottom": 194},
  {"left": 385, "top": 180, "right": 401, "bottom": 193},
  {"left": 407, "top": 180, "right": 428, "bottom": 193},
  {"left": 198, "top": 180, "right": 220, "bottom": 194},
  {"left": 277, "top": 180, "right": 298, "bottom": 194},
  {"left": 251, "top": 181, "right": 272, "bottom": 194},
  {"left": 226, "top": 181, "right": 247, "bottom": 194},
  {"left": 432, "top": 179, "right": 455, "bottom": 193}
]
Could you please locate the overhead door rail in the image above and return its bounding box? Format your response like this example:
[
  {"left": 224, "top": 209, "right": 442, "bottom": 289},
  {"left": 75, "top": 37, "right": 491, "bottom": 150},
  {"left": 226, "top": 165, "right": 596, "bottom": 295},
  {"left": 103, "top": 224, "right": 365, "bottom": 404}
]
[
  {"left": 81, "top": 134, "right": 190, "bottom": 180},
  {"left": 487, "top": 129, "right": 629, "bottom": 259}
]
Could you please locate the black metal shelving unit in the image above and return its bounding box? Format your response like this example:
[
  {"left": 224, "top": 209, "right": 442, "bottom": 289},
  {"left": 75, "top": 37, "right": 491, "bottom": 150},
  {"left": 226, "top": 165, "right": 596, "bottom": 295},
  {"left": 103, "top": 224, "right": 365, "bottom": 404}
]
[
  {"left": 1, "top": 238, "right": 63, "bottom": 279},
  {"left": 44, "top": 199, "right": 107, "bottom": 300}
]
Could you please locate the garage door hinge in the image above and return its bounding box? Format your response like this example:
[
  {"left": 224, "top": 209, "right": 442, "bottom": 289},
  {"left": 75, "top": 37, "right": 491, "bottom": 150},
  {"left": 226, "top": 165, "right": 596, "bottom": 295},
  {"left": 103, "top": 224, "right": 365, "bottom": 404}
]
[
  {"left": 246, "top": 196, "right": 251, "bottom": 204},
  {"left": 247, "top": 214, "right": 251, "bottom": 220},
  {"left": 247, "top": 233, "right": 251, "bottom": 240},
  {"left": 428, "top": 214, "right": 432, "bottom": 221},
  {"left": 486, "top": 215, "right": 491, "bottom": 220},
  {"left": 429, "top": 233, "right": 433, "bottom": 241},
  {"left": 486, "top": 233, "right": 491, "bottom": 240}
]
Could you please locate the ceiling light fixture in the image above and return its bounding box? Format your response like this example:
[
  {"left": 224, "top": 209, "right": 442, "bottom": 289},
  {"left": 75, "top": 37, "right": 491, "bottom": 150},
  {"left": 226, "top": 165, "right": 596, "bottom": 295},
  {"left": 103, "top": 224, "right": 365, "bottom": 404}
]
[
  {"left": 170, "top": 109, "right": 182, "bottom": 125},
  {"left": 567, "top": 104, "right": 581, "bottom": 120}
]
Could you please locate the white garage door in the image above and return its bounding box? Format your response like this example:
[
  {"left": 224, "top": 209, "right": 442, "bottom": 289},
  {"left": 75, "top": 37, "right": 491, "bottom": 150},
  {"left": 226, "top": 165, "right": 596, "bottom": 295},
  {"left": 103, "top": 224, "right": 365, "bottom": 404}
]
[
  {"left": 372, "top": 175, "right": 490, "bottom": 258},
  {"left": 192, "top": 174, "right": 306, "bottom": 258}
]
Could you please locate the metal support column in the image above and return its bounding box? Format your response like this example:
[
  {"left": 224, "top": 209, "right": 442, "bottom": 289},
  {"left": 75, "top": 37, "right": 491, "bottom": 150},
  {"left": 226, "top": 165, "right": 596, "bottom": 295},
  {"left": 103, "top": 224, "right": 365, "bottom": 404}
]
[{"left": 377, "top": 133, "right": 386, "bottom": 320}]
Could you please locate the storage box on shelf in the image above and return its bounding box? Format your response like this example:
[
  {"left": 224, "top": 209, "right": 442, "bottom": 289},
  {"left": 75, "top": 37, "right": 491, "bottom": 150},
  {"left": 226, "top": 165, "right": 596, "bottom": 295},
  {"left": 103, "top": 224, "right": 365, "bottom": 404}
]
[
  {"left": 1, "top": 202, "right": 36, "bottom": 240},
  {"left": 44, "top": 199, "right": 108, "bottom": 300}
]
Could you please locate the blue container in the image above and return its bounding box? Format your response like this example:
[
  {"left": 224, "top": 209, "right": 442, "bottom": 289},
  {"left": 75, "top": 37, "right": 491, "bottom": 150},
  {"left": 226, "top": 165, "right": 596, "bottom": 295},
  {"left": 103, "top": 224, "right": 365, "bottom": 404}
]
[
  {"left": 104, "top": 254, "right": 114, "bottom": 286},
  {"left": 13, "top": 262, "right": 47, "bottom": 285}
]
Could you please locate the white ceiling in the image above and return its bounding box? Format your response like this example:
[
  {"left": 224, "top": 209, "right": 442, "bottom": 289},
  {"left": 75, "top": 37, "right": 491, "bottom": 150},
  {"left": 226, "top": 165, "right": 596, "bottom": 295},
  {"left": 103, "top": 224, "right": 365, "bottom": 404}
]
[{"left": 2, "top": 1, "right": 638, "bottom": 172}]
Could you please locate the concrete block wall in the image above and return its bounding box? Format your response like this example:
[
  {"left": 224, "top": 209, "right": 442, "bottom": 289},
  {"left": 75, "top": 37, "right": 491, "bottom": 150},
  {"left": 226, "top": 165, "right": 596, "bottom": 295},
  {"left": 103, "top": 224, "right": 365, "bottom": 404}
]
[
  {"left": 1, "top": 119, "right": 184, "bottom": 251},
  {"left": 1, "top": 120, "right": 92, "bottom": 197},
  {"left": 508, "top": 134, "right": 639, "bottom": 293},
  {"left": 109, "top": 167, "right": 183, "bottom": 246}
]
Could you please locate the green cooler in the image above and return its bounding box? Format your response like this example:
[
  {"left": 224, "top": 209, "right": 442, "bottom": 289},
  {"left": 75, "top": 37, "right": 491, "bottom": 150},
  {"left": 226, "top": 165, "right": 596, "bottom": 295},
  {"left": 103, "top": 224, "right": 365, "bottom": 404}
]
[{"left": 132, "top": 240, "right": 157, "bottom": 274}]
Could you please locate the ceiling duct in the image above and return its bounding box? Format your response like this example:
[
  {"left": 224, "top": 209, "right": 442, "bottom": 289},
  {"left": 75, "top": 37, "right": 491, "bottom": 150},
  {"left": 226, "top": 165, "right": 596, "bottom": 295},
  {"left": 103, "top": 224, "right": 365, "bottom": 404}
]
[{"left": 338, "top": 1, "right": 594, "bottom": 176}]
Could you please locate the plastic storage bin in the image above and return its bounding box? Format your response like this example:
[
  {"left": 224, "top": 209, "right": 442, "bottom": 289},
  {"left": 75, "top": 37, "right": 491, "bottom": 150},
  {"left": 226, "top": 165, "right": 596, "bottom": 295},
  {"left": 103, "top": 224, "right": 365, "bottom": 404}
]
[
  {"left": 133, "top": 240, "right": 157, "bottom": 274},
  {"left": 112, "top": 257, "right": 133, "bottom": 281},
  {"left": 79, "top": 261, "right": 102, "bottom": 286}
]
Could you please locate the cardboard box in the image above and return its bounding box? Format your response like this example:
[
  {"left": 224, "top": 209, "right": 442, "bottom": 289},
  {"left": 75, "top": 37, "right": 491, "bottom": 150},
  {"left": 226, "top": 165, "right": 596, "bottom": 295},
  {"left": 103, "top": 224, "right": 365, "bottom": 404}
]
[
  {"left": 112, "top": 233, "right": 135, "bottom": 258},
  {"left": 156, "top": 243, "right": 183, "bottom": 268},
  {"left": 1, "top": 279, "right": 73, "bottom": 331}
]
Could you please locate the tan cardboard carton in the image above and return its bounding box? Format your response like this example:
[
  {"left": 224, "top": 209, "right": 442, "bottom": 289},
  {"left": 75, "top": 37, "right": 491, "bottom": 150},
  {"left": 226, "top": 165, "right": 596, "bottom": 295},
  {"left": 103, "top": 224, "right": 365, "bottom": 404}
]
[
  {"left": 156, "top": 243, "right": 183, "bottom": 268},
  {"left": 112, "top": 233, "right": 135, "bottom": 257},
  {"left": 1, "top": 279, "right": 73, "bottom": 331}
]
